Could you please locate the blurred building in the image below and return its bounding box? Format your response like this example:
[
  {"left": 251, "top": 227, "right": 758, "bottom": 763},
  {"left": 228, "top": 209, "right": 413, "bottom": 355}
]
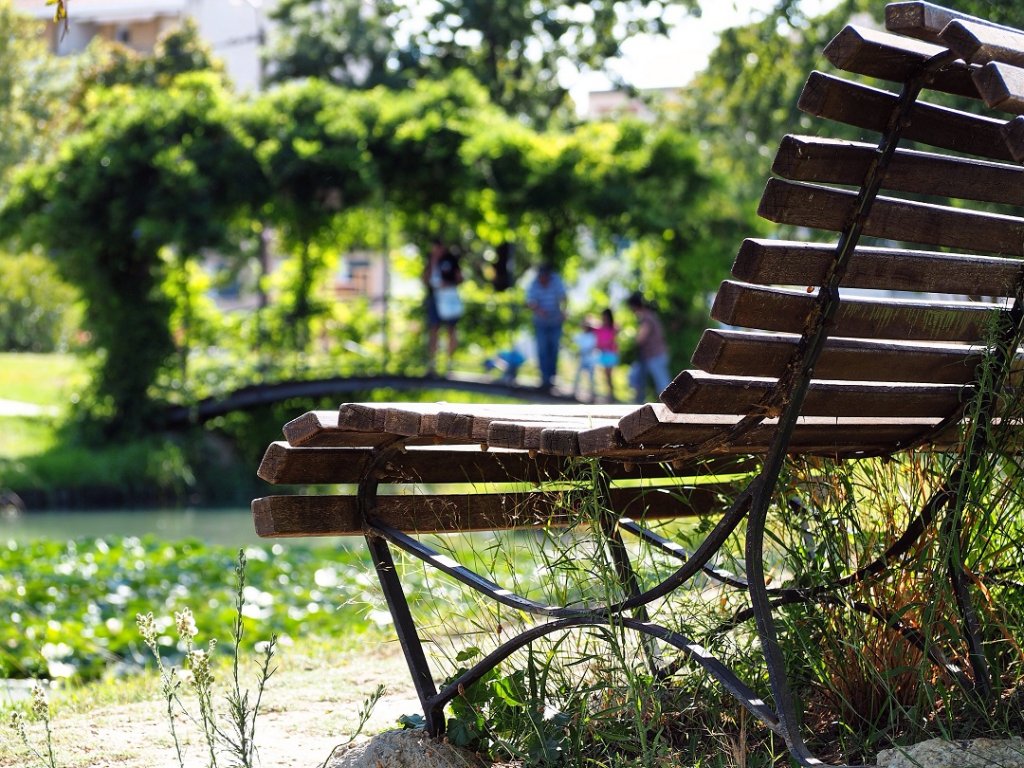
[
  {"left": 15, "top": 0, "right": 267, "bottom": 91},
  {"left": 583, "top": 86, "right": 682, "bottom": 122}
]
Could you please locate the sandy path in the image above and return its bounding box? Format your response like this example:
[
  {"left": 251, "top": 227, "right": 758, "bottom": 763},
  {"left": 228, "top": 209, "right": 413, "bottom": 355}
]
[{"left": 2, "top": 643, "right": 420, "bottom": 768}]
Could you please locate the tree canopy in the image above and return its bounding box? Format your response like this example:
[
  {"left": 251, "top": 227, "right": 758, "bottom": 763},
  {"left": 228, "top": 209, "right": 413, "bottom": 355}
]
[{"left": 267, "top": 0, "right": 700, "bottom": 126}]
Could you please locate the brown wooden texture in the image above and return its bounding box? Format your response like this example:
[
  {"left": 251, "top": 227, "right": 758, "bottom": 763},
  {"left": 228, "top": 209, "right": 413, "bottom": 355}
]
[
  {"left": 885, "top": 2, "right": 1016, "bottom": 47},
  {"left": 690, "top": 329, "right": 982, "bottom": 385},
  {"left": 486, "top": 418, "right": 618, "bottom": 452},
  {"left": 469, "top": 407, "right": 630, "bottom": 442},
  {"left": 617, "top": 406, "right": 957, "bottom": 454},
  {"left": 660, "top": 370, "right": 970, "bottom": 418},
  {"left": 1003, "top": 115, "right": 1024, "bottom": 162},
  {"left": 798, "top": 71, "right": 1014, "bottom": 162},
  {"left": 759, "top": 178, "right": 1024, "bottom": 256},
  {"left": 732, "top": 238, "right": 1024, "bottom": 296},
  {"left": 823, "top": 24, "right": 977, "bottom": 98},
  {"left": 253, "top": 483, "right": 730, "bottom": 537},
  {"left": 711, "top": 280, "right": 1004, "bottom": 343},
  {"left": 771, "top": 135, "right": 1024, "bottom": 207},
  {"left": 282, "top": 410, "right": 470, "bottom": 448},
  {"left": 973, "top": 61, "right": 1024, "bottom": 115},
  {"left": 940, "top": 18, "right": 1024, "bottom": 68},
  {"left": 257, "top": 440, "right": 756, "bottom": 485}
]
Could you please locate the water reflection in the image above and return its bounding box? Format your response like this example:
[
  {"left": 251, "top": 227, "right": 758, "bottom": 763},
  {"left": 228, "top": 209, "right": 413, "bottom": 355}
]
[{"left": 0, "top": 507, "right": 337, "bottom": 548}]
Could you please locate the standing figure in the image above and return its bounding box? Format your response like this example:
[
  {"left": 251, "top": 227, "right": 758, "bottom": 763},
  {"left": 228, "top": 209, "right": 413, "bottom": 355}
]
[
  {"left": 594, "top": 308, "right": 619, "bottom": 402},
  {"left": 423, "top": 238, "right": 463, "bottom": 376},
  {"left": 572, "top": 320, "right": 598, "bottom": 401},
  {"left": 626, "top": 291, "right": 671, "bottom": 402},
  {"left": 526, "top": 262, "right": 567, "bottom": 391}
]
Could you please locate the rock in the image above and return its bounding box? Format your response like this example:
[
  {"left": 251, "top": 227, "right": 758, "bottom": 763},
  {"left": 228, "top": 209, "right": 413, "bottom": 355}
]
[
  {"left": 877, "top": 738, "right": 1024, "bottom": 768},
  {"left": 323, "top": 729, "right": 489, "bottom": 768}
]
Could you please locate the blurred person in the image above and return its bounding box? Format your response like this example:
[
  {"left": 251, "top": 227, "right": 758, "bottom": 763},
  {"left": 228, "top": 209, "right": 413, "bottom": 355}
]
[
  {"left": 526, "top": 262, "right": 567, "bottom": 391},
  {"left": 626, "top": 291, "right": 671, "bottom": 402},
  {"left": 423, "top": 238, "right": 463, "bottom": 375}
]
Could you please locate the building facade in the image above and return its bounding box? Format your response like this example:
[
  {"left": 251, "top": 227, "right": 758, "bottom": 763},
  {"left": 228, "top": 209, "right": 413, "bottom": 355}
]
[{"left": 15, "top": 0, "right": 266, "bottom": 91}]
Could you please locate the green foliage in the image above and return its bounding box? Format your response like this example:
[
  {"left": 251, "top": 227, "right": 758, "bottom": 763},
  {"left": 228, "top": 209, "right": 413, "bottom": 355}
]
[
  {"left": 0, "top": 538, "right": 382, "bottom": 683},
  {"left": 2, "top": 73, "right": 264, "bottom": 434},
  {"left": 0, "top": 250, "right": 81, "bottom": 353},
  {"left": 267, "top": 0, "right": 414, "bottom": 90},
  {"left": 0, "top": 1, "right": 70, "bottom": 188},
  {"left": 265, "top": 0, "right": 700, "bottom": 127},
  {"left": 73, "top": 18, "right": 227, "bottom": 98}
]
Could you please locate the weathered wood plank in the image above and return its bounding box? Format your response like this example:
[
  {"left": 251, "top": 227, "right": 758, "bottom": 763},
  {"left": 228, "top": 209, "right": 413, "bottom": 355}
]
[
  {"left": 771, "top": 135, "right": 1024, "bottom": 207},
  {"left": 972, "top": 61, "right": 1024, "bottom": 115},
  {"left": 940, "top": 18, "right": 1024, "bottom": 68},
  {"left": 732, "top": 238, "right": 1024, "bottom": 296},
  {"left": 257, "top": 440, "right": 756, "bottom": 485},
  {"left": 711, "top": 280, "right": 1004, "bottom": 343},
  {"left": 486, "top": 419, "right": 618, "bottom": 452},
  {"left": 427, "top": 403, "right": 634, "bottom": 441},
  {"left": 258, "top": 442, "right": 556, "bottom": 485},
  {"left": 283, "top": 410, "right": 471, "bottom": 448},
  {"left": 824, "top": 24, "right": 977, "bottom": 97},
  {"left": 758, "top": 178, "right": 1024, "bottom": 256},
  {"left": 690, "top": 329, "right": 982, "bottom": 385},
  {"left": 253, "top": 483, "right": 730, "bottom": 537},
  {"left": 798, "top": 71, "right": 1014, "bottom": 162},
  {"left": 885, "top": 2, "right": 1018, "bottom": 47},
  {"left": 1003, "top": 115, "right": 1024, "bottom": 162},
  {"left": 617, "top": 405, "right": 956, "bottom": 453},
  {"left": 660, "top": 370, "right": 970, "bottom": 418}
]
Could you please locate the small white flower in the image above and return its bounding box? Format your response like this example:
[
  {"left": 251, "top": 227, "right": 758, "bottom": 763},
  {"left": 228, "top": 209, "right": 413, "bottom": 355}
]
[
  {"left": 30, "top": 681, "right": 48, "bottom": 720},
  {"left": 174, "top": 608, "right": 198, "bottom": 640}
]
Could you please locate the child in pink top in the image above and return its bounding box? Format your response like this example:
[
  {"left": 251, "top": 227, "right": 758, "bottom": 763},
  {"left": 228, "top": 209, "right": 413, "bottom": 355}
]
[{"left": 594, "top": 308, "right": 619, "bottom": 402}]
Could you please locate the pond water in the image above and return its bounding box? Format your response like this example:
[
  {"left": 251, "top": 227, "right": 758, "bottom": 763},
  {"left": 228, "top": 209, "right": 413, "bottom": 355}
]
[{"left": 0, "top": 506, "right": 338, "bottom": 547}]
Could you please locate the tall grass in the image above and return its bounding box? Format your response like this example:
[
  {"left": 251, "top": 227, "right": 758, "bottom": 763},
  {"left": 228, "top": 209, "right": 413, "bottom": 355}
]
[{"left": 384, "top": 355, "right": 1024, "bottom": 766}]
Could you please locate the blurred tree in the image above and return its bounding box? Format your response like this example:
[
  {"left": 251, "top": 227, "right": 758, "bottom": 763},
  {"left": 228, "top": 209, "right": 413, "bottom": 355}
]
[
  {"left": 0, "top": 248, "right": 81, "bottom": 353},
  {"left": 0, "top": 0, "right": 69, "bottom": 188},
  {"left": 72, "top": 18, "right": 227, "bottom": 101},
  {"left": 266, "top": 0, "right": 700, "bottom": 127},
  {"left": 266, "top": 0, "right": 416, "bottom": 90},
  {"left": 1, "top": 74, "right": 264, "bottom": 435}
]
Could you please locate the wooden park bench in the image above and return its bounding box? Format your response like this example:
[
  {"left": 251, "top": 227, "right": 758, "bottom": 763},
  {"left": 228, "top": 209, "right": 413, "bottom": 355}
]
[{"left": 252, "top": 3, "right": 1024, "bottom": 765}]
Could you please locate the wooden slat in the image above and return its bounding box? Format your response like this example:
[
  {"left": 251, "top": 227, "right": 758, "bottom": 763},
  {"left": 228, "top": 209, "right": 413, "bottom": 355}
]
[
  {"left": 711, "top": 280, "right": 1004, "bottom": 343},
  {"left": 1003, "top": 115, "right": 1024, "bottom": 162},
  {"left": 256, "top": 440, "right": 757, "bottom": 485},
  {"left": 660, "top": 370, "right": 969, "bottom": 418},
  {"left": 732, "top": 238, "right": 1024, "bottom": 296},
  {"left": 759, "top": 178, "right": 1024, "bottom": 256},
  {"left": 691, "top": 329, "right": 982, "bottom": 385},
  {"left": 283, "top": 410, "right": 472, "bottom": 448},
  {"left": 616, "top": 405, "right": 957, "bottom": 453},
  {"left": 467, "top": 407, "right": 630, "bottom": 442},
  {"left": 486, "top": 418, "right": 619, "bottom": 452},
  {"left": 885, "top": 2, "right": 1019, "bottom": 47},
  {"left": 428, "top": 403, "right": 634, "bottom": 441},
  {"left": 258, "top": 442, "right": 561, "bottom": 485},
  {"left": 823, "top": 24, "right": 977, "bottom": 98},
  {"left": 940, "top": 18, "right": 1024, "bottom": 68},
  {"left": 798, "top": 71, "right": 1014, "bottom": 162},
  {"left": 253, "top": 484, "right": 729, "bottom": 537},
  {"left": 972, "top": 61, "right": 1024, "bottom": 115},
  {"left": 772, "top": 135, "right": 1024, "bottom": 207}
]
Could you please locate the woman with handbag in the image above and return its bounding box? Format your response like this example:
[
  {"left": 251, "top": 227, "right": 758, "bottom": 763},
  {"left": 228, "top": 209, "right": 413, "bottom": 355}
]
[{"left": 423, "top": 238, "right": 463, "bottom": 376}]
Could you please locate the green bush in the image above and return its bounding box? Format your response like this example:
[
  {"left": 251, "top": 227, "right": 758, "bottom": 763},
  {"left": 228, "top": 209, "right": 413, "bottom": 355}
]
[{"left": 0, "top": 250, "right": 81, "bottom": 353}]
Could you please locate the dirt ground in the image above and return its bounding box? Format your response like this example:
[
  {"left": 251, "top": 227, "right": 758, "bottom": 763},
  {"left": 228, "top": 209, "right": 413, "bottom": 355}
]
[{"left": 2, "top": 643, "right": 424, "bottom": 768}]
